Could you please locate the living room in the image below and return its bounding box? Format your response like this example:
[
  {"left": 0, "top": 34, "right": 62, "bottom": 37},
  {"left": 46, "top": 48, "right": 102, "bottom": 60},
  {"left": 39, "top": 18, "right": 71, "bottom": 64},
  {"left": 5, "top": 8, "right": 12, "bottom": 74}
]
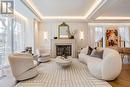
[{"left": 0, "top": 0, "right": 130, "bottom": 87}]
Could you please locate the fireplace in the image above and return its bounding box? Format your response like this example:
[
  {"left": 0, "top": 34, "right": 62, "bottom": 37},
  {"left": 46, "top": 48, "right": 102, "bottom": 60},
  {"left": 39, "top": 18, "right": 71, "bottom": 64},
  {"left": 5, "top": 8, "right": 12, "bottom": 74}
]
[
  {"left": 51, "top": 39, "right": 76, "bottom": 57},
  {"left": 56, "top": 45, "right": 72, "bottom": 56}
]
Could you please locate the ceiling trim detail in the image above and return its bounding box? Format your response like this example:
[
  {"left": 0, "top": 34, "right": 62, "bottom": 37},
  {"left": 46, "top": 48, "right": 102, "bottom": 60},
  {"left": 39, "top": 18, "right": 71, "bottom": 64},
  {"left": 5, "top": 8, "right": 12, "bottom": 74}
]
[
  {"left": 85, "top": 0, "right": 107, "bottom": 19},
  {"left": 14, "top": 10, "right": 27, "bottom": 20},
  {"left": 96, "top": 16, "right": 130, "bottom": 20},
  {"left": 21, "top": 0, "right": 42, "bottom": 20},
  {"left": 22, "top": 0, "right": 106, "bottom": 20}
]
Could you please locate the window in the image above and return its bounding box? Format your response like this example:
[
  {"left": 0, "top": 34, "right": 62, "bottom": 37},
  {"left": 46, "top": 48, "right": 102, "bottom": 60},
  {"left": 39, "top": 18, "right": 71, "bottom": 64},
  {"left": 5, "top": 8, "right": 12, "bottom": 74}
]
[
  {"left": 0, "top": 15, "right": 25, "bottom": 67},
  {"left": 94, "top": 25, "right": 130, "bottom": 48},
  {"left": 0, "top": 19, "right": 6, "bottom": 66},
  {"left": 0, "top": 16, "right": 11, "bottom": 66},
  {"left": 95, "top": 26, "right": 103, "bottom": 42},
  {"left": 118, "top": 26, "right": 130, "bottom": 47},
  {"left": 95, "top": 26, "right": 104, "bottom": 47}
]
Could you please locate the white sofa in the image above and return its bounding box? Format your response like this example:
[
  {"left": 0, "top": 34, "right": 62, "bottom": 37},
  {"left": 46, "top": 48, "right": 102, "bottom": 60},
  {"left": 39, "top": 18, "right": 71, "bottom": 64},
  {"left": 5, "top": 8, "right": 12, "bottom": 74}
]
[
  {"left": 8, "top": 53, "right": 38, "bottom": 81},
  {"left": 79, "top": 47, "right": 122, "bottom": 80}
]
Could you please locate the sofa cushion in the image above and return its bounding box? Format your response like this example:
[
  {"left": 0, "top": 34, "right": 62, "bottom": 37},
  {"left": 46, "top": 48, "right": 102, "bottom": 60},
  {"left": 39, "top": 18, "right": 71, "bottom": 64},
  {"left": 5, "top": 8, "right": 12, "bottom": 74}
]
[{"left": 90, "top": 49, "right": 104, "bottom": 59}]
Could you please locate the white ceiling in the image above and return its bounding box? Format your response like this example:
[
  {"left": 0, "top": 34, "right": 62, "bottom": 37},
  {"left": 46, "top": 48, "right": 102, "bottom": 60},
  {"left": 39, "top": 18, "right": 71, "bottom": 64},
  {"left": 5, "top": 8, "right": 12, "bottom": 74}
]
[
  {"left": 15, "top": 0, "right": 37, "bottom": 19},
  {"left": 100, "top": 0, "right": 130, "bottom": 17},
  {"left": 23, "top": 0, "right": 130, "bottom": 20},
  {"left": 31, "top": 0, "right": 95, "bottom": 16}
]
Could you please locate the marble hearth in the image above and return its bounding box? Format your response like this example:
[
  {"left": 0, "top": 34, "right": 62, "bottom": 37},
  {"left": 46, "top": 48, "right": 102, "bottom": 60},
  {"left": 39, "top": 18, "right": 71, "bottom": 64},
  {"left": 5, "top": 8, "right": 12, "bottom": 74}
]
[{"left": 51, "top": 39, "right": 76, "bottom": 58}]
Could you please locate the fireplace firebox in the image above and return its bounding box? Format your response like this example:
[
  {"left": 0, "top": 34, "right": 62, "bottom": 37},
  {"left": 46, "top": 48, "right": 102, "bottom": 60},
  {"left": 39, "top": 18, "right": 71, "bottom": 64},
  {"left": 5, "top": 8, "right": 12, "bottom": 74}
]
[{"left": 56, "top": 45, "right": 71, "bottom": 56}]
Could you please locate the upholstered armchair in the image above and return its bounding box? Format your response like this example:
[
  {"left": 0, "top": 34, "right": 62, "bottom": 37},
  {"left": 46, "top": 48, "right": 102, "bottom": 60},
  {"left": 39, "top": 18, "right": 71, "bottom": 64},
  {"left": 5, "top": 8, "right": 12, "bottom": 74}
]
[
  {"left": 36, "top": 48, "right": 50, "bottom": 63},
  {"left": 8, "top": 53, "right": 38, "bottom": 81}
]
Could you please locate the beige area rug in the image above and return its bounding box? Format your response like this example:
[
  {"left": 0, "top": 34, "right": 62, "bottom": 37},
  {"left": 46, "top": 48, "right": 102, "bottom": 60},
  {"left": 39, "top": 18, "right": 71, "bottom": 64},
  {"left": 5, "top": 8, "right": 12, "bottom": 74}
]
[{"left": 15, "top": 59, "right": 112, "bottom": 87}]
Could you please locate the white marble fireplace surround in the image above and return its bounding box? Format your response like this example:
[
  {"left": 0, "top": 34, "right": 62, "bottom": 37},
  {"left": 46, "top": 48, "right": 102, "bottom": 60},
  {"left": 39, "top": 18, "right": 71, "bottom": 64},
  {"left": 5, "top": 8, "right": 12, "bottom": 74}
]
[{"left": 51, "top": 39, "right": 76, "bottom": 58}]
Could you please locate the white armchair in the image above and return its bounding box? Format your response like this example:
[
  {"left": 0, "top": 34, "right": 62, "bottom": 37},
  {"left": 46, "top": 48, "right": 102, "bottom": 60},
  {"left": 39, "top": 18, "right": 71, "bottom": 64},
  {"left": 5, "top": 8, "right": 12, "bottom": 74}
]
[
  {"left": 36, "top": 48, "right": 50, "bottom": 63},
  {"left": 79, "top": 48, "right": 122, "bottom": 80},
  {"left": 8, "top": 53, "right": 38, "bottom": 81}
]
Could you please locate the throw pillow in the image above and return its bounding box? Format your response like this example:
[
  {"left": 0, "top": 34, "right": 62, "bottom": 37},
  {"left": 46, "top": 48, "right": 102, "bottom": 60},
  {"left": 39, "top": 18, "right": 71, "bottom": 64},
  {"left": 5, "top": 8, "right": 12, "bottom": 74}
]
[
  {"left": 90, "top": 49, "right": 104, "bottom": 59},
  {"left": 87, "top": 46, "right": 93, "bottom": 55}
]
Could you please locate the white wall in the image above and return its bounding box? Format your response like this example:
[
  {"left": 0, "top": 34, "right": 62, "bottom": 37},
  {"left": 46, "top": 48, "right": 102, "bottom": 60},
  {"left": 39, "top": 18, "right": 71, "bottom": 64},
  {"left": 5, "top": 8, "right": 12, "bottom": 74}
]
[{"left": 39, "top": 21, "right": 88, "bottom": 52}]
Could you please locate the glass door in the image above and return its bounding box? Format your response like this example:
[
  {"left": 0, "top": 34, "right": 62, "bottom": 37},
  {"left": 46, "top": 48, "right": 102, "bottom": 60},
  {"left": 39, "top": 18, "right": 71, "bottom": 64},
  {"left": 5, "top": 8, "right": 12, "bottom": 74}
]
[{"left": 0, "top": 16, "right": 8, "bottom": 78}]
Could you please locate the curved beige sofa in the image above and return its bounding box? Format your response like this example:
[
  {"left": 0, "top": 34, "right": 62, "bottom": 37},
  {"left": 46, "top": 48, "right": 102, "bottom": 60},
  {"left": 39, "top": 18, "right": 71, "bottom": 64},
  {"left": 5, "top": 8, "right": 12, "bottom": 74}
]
[
  {"left": 79, "top": 47, "right": 122, "bottom": 80},
  {"left": 8, "top": 53, "right": 38, "bottom": 81}
]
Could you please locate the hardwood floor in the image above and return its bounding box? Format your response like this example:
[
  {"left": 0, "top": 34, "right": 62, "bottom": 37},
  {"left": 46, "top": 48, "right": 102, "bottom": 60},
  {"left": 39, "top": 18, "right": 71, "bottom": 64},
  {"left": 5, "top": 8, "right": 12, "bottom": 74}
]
[{"left": 108, "top": 64, "right": 130, "bottom": 87}]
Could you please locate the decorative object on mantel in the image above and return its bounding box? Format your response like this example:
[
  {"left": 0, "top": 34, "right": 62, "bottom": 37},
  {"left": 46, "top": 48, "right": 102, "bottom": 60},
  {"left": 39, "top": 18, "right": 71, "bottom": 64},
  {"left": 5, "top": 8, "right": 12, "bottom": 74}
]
[
  {"left": 58, "top": 22, "right": 71, "bottom": 39},
  {"left": 69, "top": 35, "right": 74, "bottom": 39},
  {"left": 69, "top": 30, "right": 77, "bottom": 39},
  {"left": 54, "top": 37, "right": 57, "bottom": 39}
]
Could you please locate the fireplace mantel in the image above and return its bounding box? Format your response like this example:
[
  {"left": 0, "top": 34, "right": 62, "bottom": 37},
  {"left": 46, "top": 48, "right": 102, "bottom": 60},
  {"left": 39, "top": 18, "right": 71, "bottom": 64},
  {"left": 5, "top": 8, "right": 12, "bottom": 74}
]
[{"left": 51, "top": 39, "right": 76, "bottom": 58}]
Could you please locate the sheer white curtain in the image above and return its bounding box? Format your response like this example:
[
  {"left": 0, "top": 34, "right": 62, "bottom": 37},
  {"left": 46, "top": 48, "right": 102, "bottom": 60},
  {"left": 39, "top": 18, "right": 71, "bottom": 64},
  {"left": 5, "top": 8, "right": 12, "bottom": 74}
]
[
  {"left": 118, "top": 26, "right": 130, "bottom": 47},
  {"left": 95, "top": 27, "right": 103, "bottom": 41},
  {"left": 87, "top": 25, "right": 104, "bottom": 47},
  {"left": 13, "top": 16, "right": 25, "bottom": 52},
  {"left": 87, "top": 25, "right": 95, "bottom": 47}
]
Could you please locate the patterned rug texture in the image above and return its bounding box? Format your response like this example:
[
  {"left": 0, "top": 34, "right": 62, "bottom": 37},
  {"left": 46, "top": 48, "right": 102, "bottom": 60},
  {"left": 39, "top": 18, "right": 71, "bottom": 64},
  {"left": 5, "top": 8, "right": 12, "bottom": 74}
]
[{"left": 16, "top": 59, "right": 112, "bottom": 87}]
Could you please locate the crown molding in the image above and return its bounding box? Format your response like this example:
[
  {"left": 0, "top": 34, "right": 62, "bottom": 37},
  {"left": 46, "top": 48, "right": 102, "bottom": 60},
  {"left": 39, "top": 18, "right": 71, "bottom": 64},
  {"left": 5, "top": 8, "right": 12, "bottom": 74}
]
[
  {"left": 88, "top": 23, "right": 130, "bottom": 26},
  {"left": 96, "top": 16, "right": 130, "bottom": 21},
  {"left": 14, "top": 10, "right": 27, "bottom": 20},
  {"left": 21, "top": 0, "right": 106, "bottom": 20},
  {"left": 21, "top": 0, "right": 42, "bottom": 21},
  {"left": 85, "top": 0, "right": 107, "bottom": 19}
]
